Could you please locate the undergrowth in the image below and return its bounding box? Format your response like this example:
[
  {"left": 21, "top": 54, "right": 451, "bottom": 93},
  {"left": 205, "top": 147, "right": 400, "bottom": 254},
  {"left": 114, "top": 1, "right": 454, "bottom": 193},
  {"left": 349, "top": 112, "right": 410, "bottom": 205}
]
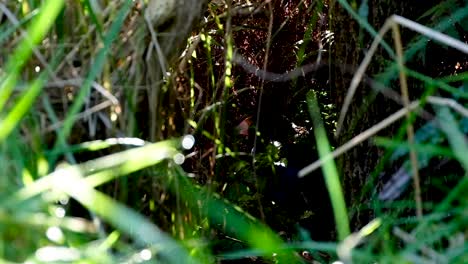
[{"left": 0, "top": 0, "right": 466, "bottom": 263}]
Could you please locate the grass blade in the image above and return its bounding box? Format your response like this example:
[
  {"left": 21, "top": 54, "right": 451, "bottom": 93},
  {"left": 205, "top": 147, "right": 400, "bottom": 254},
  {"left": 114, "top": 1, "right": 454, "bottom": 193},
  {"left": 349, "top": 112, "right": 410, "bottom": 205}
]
[
  {"left": 306, "top": 90, "right": 350, "bottom": 241},
  {"left": 0, "top": 0, "right": 64, "bottom": 110}
]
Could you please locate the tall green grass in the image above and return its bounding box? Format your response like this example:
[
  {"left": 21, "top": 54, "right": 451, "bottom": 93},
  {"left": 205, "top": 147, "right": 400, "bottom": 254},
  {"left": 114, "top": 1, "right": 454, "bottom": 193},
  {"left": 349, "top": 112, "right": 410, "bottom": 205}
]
[{"left": 0, "top": 1, "right": 467, "bottom": 263}]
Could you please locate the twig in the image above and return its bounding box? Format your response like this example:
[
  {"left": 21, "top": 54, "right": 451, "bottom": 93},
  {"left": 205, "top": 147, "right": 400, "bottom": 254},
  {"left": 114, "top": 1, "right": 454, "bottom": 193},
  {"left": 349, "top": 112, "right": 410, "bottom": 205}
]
[
  {"left": 232, "top": 52, "right": 323, "bottom": 82},
  {"left": 393, "top": 227, "right": 447, "bottom": 263},
  {"left": 335, "top": 15, "right": 468, "bottom": 137},
  {"left": 335, "top": 18, "right": 393, "bottom": 137},
  {"left": 45, "top": 100, "right": 114, "bottom": 132},
  {"left": 46, "top": 78, "right": 119, "bottom": 105},
  {"left": 428, "top": 96, "right": 468, "bottom": 117},
  {"left": 0, "top": 4, "right": 59, "bottom": 81},
  {"left": 299, "top": 95, "right": 468, "bottom": 178},
  {"left": 392, "top": 15, "right": 468, "bottom": 54},
  {"left": 332, "top": 14, "right": 468, "bottom": 216},
  {"left": 392, "top": 21, "right": 422, "bottom": 218},
  {"left": 299, "top": 100, "right": 421, "bottom": 178}
]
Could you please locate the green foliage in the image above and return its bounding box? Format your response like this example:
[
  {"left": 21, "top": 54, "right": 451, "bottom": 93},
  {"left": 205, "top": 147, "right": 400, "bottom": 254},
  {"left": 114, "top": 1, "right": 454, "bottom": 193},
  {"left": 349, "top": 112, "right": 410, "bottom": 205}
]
[
  {"left": 306, "top": 90, "right": 350, "bottom": 241},
  {"left": 0, "top": 0, "right": 467, "bottom": 263}
]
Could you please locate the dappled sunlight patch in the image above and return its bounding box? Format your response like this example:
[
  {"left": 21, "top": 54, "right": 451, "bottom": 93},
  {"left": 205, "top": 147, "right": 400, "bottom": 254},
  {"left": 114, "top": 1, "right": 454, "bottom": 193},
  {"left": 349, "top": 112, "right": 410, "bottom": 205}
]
[{"left": 35, "top": 246, "right": 81, "bottom": 262}]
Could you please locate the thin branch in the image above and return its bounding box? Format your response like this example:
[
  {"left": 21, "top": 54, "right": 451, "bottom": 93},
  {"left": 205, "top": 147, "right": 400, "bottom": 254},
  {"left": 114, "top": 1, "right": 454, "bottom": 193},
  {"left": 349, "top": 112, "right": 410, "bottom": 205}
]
[
  {"left": 392, "top": 15, "right": 468, "bottom": 54},
  {"left": 0, "top": 3, "right": 64, "bottom": 83},
  {"left": 335, "top": 18, "right": 393, "bottom": 137},
  {"left": 428, "top": 96, "right": 468, "bottom": 118},
  {"left": 232, "top": 52, "right": 323, "bottom": 82},
  {"left": 299, "top": 100, "right": 421, "bottom": 178},
  {"left": 46, "top": 78, "right": 119, "bottom": 105},
  {"left": 298, "top": 95, "right": 468, "bottom": 178},
  {"left": 393, "top": 227, "right": 447, "bottom": 263},
  {"left": 335, "top": 14, "right": 468, "bottom": 136},
  {"left": 45, "top": 100, "right": 114, "bottom": 132},
  {"left": 392, "top": 22, "right": 422, "bottom": 218}
]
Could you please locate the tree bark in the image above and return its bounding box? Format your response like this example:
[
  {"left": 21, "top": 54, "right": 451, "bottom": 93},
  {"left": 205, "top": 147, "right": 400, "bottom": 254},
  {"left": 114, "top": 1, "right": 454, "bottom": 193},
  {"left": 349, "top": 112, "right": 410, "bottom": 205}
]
[{"left": 330, "top": 0, "right": 437, "bottom": 228}]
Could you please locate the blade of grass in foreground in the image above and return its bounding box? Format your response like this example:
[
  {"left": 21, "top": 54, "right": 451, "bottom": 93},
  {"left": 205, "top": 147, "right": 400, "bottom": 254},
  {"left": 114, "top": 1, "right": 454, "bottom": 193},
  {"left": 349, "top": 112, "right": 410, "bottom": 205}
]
[
  {"left": 0, "top": 7, "right": 38, "bottom": 45},
  {"left": 19, "top": 136, "right": 299, "bottom": 262},
  {"left": 306, "top": 90, "right": 350, "bottom": 241},
  {"left": 0, "top": 0, "right": 64, "bottom": 110},
  {"left": 0, "top": 48, "right": 63, "bottom": 142},
  {"left": 61, "top": 175, "right": 200, "bottom": 264},
  {"left": 4, "top": 138, "right": 198, "bottom": 263},
  {"left": 6, "top": 139, "right": 179, "bottom": 205},
  {"left": 171, "top": 166, "right": 299, "bottom": 262},
  {"left": 435, "top": 106, "right": 468, "bottom": 170}
]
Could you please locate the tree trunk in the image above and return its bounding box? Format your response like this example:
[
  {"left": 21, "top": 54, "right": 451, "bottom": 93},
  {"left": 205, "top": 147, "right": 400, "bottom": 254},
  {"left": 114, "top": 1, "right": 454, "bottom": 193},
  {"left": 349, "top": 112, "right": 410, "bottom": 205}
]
[{"left": 330, "top": 0, "right": 437, "bottom": 228}]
